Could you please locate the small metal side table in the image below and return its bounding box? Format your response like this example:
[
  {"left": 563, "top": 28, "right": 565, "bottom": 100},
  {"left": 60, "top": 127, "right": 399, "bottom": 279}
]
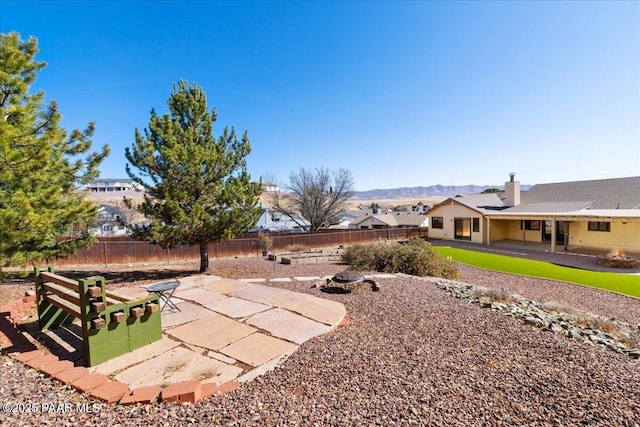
[{"left": 146, "top": 281, "right": 181, "bottom": 312}]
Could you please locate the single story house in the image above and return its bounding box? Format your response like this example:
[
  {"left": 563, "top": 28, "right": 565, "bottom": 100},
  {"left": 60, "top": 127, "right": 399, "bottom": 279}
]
[
  {"left": 427, "top": 175, "right": 640, "bottom": 253},
  {"left": 349, "top": 212, "right": 429, "bottom": 229}
]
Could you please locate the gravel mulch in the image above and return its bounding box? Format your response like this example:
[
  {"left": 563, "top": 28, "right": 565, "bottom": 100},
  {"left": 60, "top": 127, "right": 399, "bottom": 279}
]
[{"left": 1, "top": 258, "right": 639, "bottom": 426}]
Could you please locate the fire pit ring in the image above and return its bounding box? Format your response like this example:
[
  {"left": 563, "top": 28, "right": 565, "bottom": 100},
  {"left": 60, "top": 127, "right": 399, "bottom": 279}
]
[
  {"left": 597, "top": 249, "right": 638, "bottom": 269},
  {"left": 332, "top": 271, "right": 365, "bottom": 284},
  {"left": 597, "top": 255, "right": 638, "bottom": 269}
]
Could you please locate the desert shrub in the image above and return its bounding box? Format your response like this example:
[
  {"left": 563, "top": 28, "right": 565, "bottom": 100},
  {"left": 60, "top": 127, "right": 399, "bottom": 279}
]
[
  {"left": 254, "top": 232, "right": 272, "bottom": 251},
  {"left": 621, "top": 330, "right": 640, "bottom": 348},
  {"left": 342, "top": 244, "right": 379, "bottom": 270},
  {"left": 473, "top": 287, "right": 515, "bottom": 304},
  {"left": 341, "top": 239, "right": 458, "bottom": 279}
]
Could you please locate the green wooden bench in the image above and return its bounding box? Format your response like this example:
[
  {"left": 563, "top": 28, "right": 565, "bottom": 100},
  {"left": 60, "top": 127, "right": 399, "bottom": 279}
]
[{"left": 34, "top": 266, "right": 162, "bottom": 366}]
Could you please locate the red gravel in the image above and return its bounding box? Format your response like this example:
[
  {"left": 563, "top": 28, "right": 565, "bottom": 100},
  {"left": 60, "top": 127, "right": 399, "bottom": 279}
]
[{"left": 1, "top": 258, "right": 639, "bottom": 426}]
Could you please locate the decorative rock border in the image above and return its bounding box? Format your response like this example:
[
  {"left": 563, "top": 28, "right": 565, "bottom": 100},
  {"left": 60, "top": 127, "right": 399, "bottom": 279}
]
[
  {"left": 0, "top": 295, "right": 239, "bottom": 405},
  {"left": 431, "top": 277, "right": 640, "bottom": 359}
]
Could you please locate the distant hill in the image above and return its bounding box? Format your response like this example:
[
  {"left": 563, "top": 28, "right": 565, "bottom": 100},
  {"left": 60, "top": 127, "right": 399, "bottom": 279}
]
[{"left": 352, "top": 184, "right": 532, "bottom": 200}]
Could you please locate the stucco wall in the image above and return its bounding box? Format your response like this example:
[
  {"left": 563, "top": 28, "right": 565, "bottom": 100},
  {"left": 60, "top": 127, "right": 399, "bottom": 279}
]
[
  {"left": 427, "top": 202, "right": 484, "bottom": 243},
  {"left": 504, "top": 221, "right": 544, "bottom": 243},
  {"left": 568, "top": 221, "right": 640, "bottom": 252},
  {"left": 487, "top": 220, "right": 509, "bottom": 241}
]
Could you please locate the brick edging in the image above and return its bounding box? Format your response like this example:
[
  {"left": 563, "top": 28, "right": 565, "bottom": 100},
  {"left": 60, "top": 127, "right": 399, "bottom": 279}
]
[{"left": 0, "top": 296, "right": 238, "bottom": 405}]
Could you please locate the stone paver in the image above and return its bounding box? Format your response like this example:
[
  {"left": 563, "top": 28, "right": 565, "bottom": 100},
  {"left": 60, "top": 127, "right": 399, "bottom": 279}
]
[
  {"left": 293, "top": 276, "right": 322, "bottom": 281},
  {"left": 366, "top": 273, "right": 397, "bottom": 279},
  {"left": 238, "top": 278, "right": 266, "bottom": 283},
  {"left": 230, "top": 285, "right": 290, "bottom": 305},
  {"left": 236, "top": 346, "right": 298, "bottom": 383},
  {"left": 115, "top": 346, "right": 243, "bottom": 389},
  {"left": 269, "top": 277, "right": 292, "bottom": 282},
  {"left": 110, "top": 286, "right": 149, "bottom": 300},
  {"left": 173, "top": 287, "right": 209, "bottom": 298},
  {"left": 201, "top": 278, "right": 249, "bottom": 294},
  {"left": 179, "top": 275, "right": 222, "bottom": 288},
  {"left": 268, "top": 291, "right": 311, "bottom": 311},
  {"left": 161, "top": 301, "right": 214, "bottom": 328},
  {"left": 168, "top": 312, "right": 256, "bottom": 351},
  {"left": 175, "top": 288, "right": 227, "bottom": 305},
  {"left": 39, "top": 324, "right": 84, "bottom": 362},
  {"left": 290, "top": 295, "right": 347, "bottom": 327},
  {"left": 247, "top": 307, "right": 332, "bottom": 344},
  {"left": 219, "top": 332, "right": 298, "bottom": 367},
  {"left": 91, "top": 336, "right": 181, "bottom": 376},
  {"left": 205, "top": 297, "right": 271, "bottom": 318}
]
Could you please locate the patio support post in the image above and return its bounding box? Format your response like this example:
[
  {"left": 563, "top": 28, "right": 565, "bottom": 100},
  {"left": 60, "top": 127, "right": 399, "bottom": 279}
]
[
  {"left": 486, "top": 217, "right": 491, "bottom": 246},
  {"left": 550, "top": 218, "right": 556, "bottom": 253}
]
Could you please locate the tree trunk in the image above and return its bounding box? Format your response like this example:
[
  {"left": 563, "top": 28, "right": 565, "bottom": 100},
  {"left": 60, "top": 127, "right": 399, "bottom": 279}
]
[{"left": 199, "top": 243, "right": 209, "bottom": 273}]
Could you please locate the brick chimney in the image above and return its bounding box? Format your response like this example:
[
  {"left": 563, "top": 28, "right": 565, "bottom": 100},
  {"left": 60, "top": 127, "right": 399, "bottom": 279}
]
[{"left": 504, "top": 173, "right": 520, "bottom": 207}]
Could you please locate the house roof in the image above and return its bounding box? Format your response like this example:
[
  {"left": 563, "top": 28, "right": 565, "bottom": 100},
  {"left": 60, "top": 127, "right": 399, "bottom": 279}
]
[
  {"left": 351, "top": 212, "right": 429, "bottom": 227},
  {"left": 351, "top": 212, "right": 399, "bottom": 227},
  {"left": 392, "top": 212, "right": 430, "bottom": 226},
  {"left": 516, "top": 176, "right": 640, "bottom": 210},
  {"left": 430, "top": 193, "right": 505, "bottom": 215},
  {"left": 429, "top": 176, "right": 640, "bottom": 220}
]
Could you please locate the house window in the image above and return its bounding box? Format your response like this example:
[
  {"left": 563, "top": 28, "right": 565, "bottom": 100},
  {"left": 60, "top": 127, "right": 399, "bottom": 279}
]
[
  {"left": 588, "top": 221, "right": 610, "bottom": 232},
  {"left": 472, "top": 218, "right": 480, "bottom": 232},
  {"left": 431, "top": 217, "right": 444, "bottom": 229},
  {"left": 520, "top": 220, "right": 541, "bottom": 230}
]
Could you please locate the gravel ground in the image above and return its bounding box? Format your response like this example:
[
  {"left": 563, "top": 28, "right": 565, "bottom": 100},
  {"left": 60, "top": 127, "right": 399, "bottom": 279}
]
[
  {"left": 455, "top": 263, "right": 640, "bottom": 326},
  {"left": 1, "top": 258, "right": 639, "bottom": 426}
]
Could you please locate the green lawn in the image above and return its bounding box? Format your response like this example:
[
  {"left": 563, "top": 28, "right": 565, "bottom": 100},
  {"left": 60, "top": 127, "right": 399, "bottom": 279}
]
[{"left": 432, "top": 246, "right": 640, "bottom": 299}]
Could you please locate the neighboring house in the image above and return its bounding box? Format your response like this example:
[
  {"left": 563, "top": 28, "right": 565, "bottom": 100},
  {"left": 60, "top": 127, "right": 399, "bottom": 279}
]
[
  {"left": 349, "top": 212, "right": 429, "bottom": 229},
  {"left": 327, "top": 210, "right": 366, "bottom": 230},
  {"left": 90, "top": 205, "right": 128, "bottom": 236},
  {"left": 395, "top": 204, "right": 431, "bottom": 213},
  {"left": 251, "top": 207, "right": 310, "bottom": 233},
  {"left": 87, "top": 179, "right": 143, "bottom": 192},
  {"left": 427, "top": 175, "right": 640, "bottom": 253}
]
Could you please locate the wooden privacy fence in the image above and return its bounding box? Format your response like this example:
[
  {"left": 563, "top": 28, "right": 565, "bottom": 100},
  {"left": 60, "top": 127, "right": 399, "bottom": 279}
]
[{"left": 54, "top": 228, "right": 428, "bottom": 266}]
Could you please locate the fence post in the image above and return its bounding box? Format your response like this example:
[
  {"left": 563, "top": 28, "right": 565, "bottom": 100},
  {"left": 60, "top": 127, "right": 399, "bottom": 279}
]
[{"left": 104, "top": 242, "right": 108, "bottom": 268}]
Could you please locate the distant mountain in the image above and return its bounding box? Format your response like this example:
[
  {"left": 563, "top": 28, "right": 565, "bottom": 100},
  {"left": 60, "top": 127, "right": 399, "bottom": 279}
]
[{"left": 352, "top": 184, "right": 532, "bottom": 200}]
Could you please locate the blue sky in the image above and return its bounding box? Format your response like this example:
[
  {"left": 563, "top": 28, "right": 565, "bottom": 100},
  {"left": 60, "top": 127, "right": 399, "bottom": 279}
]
[{"left": 2, "top": 1, "right": 639, "bottom": 191}]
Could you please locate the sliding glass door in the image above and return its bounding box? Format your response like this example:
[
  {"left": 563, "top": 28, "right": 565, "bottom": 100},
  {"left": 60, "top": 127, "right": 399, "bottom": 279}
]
[{"left": 454, "top": 218, "right": 471, "bottom": 240}]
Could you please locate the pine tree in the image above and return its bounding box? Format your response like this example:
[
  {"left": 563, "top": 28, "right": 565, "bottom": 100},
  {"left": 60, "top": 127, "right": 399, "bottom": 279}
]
[
  {"left": 125, "top": 80, "right": 261, "bottom": 273},
  {"left": 0, "top": 32, "right": 109, "bottom": 274}
]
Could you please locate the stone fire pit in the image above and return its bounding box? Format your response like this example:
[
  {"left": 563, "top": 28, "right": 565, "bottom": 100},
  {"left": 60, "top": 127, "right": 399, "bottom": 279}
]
[
  {"left": 313, "top": 271, "right": 380, "bottom": 294},
  {"left": 597, "top": 253, "right": 638, "bottom": 269}
]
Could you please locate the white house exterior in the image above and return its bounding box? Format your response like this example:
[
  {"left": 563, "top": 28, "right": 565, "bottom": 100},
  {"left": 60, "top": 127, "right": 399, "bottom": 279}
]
[
  {"left": 89, "top": 205, "right": 129, "bottom": 236},
  {"left": 251, "top": 208, "right": 310, "bottom": 233},
  {"left": 87, "top": 179, "right": 143, "bottom": 192}
]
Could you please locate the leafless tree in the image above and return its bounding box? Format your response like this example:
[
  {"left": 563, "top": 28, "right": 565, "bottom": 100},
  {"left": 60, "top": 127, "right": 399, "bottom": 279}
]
[{"left": 266, "top": 167, "right": 355, "bottom": 232}]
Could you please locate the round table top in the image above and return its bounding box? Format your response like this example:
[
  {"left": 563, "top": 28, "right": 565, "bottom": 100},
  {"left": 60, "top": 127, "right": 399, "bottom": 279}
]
[{"left": 146, "top": 281, "right": 181, "bottom": 292}]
